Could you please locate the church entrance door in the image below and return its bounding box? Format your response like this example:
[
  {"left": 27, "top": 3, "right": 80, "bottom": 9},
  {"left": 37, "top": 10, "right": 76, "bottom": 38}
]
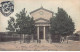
[{"left": 39, "top": 31, "right": 43, "bottom": 39}]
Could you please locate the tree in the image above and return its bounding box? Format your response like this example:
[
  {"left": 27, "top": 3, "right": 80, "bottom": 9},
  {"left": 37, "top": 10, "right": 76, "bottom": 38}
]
[
  {"left": 16, "top": 8, "right": 28, "bottom": 34},
  {"left": 6, "top": 17, "right": 16, "bottom": 41},
  {"left": 15, "top": 8, "right": 35, "bottom": 43},
  {"left": 6, "top": 17, "right": 16, "bottom": 32},
  {"left": 7, "top": 8, "right": 35, "bottom": 43},
  {"left": 30, "top": 17, "right": 35, "bottom": 34},
  {"left": 15, "top": 9, "right": 35, "bottom": 34},
  {"left": 29, "top": 17, "right": 35, "bottom": 41},
  {"left": 50, "top": 7, "right": 75, "bottom": 43}
]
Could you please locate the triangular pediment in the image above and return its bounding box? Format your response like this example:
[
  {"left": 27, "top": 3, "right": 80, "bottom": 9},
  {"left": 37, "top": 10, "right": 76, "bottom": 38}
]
[
  {"left": 30, "top": 7, "right": 53, "bottom": 14},
  {"left": 35, "top": 18, "right": 50, "bottom": 23}
]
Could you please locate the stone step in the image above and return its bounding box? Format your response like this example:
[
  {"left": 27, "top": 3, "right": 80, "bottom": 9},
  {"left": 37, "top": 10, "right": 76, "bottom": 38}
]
[{"left": 41, "top": 39, "right": 48, "bottom": 43}]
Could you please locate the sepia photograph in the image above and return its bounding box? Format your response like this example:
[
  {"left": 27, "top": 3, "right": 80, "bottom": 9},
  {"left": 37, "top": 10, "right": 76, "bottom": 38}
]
[{"left": 0, "top": 0, "right": 80, "bottom": 51}]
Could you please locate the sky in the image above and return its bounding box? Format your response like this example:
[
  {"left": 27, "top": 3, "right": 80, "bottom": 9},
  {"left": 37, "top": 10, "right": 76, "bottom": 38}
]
[{"left": 0, "top": 0, "right": 80, "bottom": 32}]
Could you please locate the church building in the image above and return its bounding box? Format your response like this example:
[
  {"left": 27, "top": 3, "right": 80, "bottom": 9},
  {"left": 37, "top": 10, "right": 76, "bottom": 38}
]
[{"left": 30, "top": 7, "right": 54, "bottom": 42}]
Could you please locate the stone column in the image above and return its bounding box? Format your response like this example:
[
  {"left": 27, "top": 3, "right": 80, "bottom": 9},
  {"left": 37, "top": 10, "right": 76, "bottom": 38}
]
[
  {"left": 37, "top": 26, "right": 39, "bottom": 40},
  {"left": 43, "top": 26, "right": 46, "bottom": 40}
]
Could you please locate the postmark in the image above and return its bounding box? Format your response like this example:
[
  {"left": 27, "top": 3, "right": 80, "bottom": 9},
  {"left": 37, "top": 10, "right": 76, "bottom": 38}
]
[{"left": 0, "top": 1, "right": 14, "bottom": 17}]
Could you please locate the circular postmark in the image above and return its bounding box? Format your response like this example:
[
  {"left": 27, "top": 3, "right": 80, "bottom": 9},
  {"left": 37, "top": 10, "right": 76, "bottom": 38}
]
[{"left": 1, "top": 1, "right": 14, "bottom": 17}]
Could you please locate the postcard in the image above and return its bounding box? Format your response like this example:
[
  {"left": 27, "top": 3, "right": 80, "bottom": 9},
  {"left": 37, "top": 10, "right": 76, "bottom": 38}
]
[{"left": 0, "top": 0, "right": 80, "bottom": 51}]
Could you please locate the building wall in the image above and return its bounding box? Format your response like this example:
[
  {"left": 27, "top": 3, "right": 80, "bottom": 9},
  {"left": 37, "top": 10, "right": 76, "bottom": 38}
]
[{"left": 31, "top": 9, "right": 53, "bottom": 20}]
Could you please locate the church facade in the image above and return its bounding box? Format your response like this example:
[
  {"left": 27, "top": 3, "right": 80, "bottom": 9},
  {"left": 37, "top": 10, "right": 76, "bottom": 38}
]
[{"left": 30, "top": 7, "right": 54, "bottom": 42}]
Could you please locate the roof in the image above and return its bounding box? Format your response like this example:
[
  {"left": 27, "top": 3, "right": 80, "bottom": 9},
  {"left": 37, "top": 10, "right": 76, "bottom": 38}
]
[{"left": 30, "top": 6, "right": 53, "bottom": 14}]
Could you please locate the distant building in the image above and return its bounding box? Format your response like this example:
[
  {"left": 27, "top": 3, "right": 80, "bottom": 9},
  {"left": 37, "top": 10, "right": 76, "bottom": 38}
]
[
  {"left": 76, "top": 31, "right": 80, "bottom": 35},
  {"left": 75, "top": 31, "right": 80, "bottom": 40}
]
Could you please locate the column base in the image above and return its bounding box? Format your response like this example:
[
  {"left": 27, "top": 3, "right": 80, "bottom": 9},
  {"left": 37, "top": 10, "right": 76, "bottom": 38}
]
[{"left": 41, "top": 39, "right": 48, "bottom": 43}]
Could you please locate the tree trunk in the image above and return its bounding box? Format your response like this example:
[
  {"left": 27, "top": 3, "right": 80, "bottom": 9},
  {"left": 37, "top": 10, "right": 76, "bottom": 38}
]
[
  {"left": 60, "top": 36, "right": 62, "bottom": 43},
  {"left": 23, "top": 34, "right": 25, "bottom": 43},
  {"left": 24, "top": 34, "right": 25, "bottom": 43},
  {"left": 20, "top": 34, "right": 21, "bottom": 44},
  {"left": 66, "top": 36, "right": 68, "bottom": 44},
  {"left": 32, "top": 34, "right": 34, "bottom": 42},
  {"left": 13, "top": 34, "right": 14, "bottom": 41}
]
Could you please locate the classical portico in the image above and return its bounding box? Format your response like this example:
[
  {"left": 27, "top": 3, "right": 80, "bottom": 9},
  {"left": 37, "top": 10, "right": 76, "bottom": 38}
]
[
  {"left": 36, "top": 24, "right": 50, "bottom": 40},
  {"left": 30, "top": 6, "right": 53, "bottom": 42}
]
